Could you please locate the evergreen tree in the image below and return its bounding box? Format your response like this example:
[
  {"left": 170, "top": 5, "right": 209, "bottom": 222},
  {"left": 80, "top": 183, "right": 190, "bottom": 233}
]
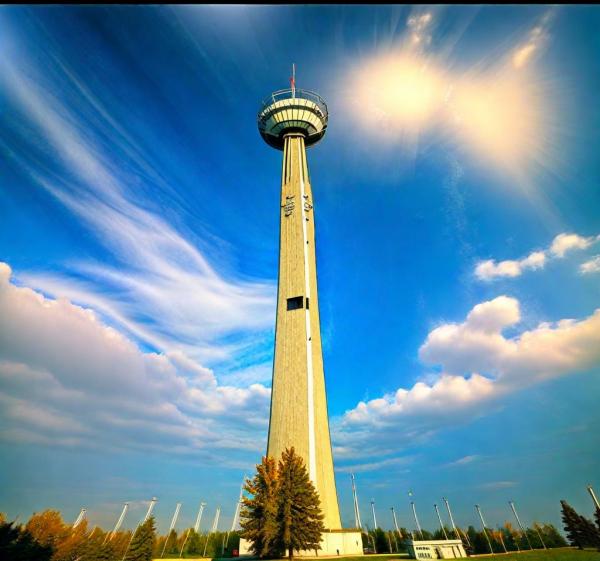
[
  {"left": 0, "top": 520, "right": 53, "bottom": 561},
  {"left": 579, "top": 514, "right": 600, "bottom": 549},
  {"left": 79, "top": 537, "right": 115, "bottom": 561},
  {"left": 124, "top": 517, "right": 156, "bottom": 561},
  {"left": 276, "top": 447, "right": 324, "bottom": 560},
  {"left": 241, "top": 455, "right": 281, "bottom": 558},
  {"left": 561, "top": 500, "right": 585, "bottom": 549}
]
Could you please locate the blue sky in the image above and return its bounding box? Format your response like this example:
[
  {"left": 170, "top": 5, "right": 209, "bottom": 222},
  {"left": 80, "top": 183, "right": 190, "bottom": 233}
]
[{"left": 1, "top": 5, "right": 599, "bottom": 536}]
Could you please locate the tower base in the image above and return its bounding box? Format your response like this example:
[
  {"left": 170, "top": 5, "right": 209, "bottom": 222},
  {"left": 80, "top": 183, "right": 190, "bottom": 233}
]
[{"left": 239, "top": 530, "right": 363, "bottom": 557}]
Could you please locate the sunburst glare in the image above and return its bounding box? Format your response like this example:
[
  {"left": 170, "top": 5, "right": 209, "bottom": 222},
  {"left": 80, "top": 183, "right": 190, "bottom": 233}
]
[{"left": 343, "top": 10, "right": 561, "bottom": 186}]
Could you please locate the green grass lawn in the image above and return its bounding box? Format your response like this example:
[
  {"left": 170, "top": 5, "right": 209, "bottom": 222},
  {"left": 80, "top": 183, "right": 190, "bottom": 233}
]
[
  {"left": 196, "top": 549, "right": 600, "bottom": 561},
  {"left": 295, "top": 548, "right": 599, "bottom": 561},
  {"left": 468, "top": 548, "right": 600, "bottom": 560}
]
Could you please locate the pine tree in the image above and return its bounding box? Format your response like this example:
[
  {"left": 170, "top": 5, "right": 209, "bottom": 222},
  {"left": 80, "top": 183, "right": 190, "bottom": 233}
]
[
  {"left": 241, "top": 455, "right": 281, "bottom": 558},
  {"left": 276, "top": 447, "right": 324, "bottom": 560},
  {"left": 561, "top": 500, "right": 585, "bottom": 549},
  {"left": 579, "top": 514, "right": 600, "bottom": 549},
  {"left": 0, "top": 520, "right": 53, "bottom": 561},
  {"left": 124, "top": 517, "right": 156, "bottom": 561}
]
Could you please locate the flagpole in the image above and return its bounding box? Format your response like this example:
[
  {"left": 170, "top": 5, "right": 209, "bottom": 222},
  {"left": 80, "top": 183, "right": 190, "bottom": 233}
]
[
  {"left": 509, "top": 501, "right": 533, "bottom": 550},
  {"left": 370, "top": 499, "right": 377, "bottom": 529},
  {"left": 161, "top": 502, "right": 182, "bottom": 558},
  {"left": 122, "top": 497, "right": 157, "bottom": 561},
  {"left": 105, "top": 502, "right": 129, "bottom": 544},
  {"left": 442, "top": 497, "right": 461, "bottom": 541},
  {"left": 391, "top": 507, "right": 403, "bottom": 539},
  {"left": 411, "top": 502, "right": 423, "bottom": 540},
  {"left": 434, "top": 504, "right": 448, "bottom": 540},
  {"left": 475, "top": 505, "right": 493, "bottom": 554},
  {"left": 351, "top": 474, "right": 363, "bottom": 530},
  {"left": 72, "top": 508, "right": 86, "bottom": 529}
]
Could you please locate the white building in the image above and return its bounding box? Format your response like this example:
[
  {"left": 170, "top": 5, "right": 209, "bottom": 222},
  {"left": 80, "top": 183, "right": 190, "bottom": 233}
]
[{"left": 406, "top": 539, "right": 467, "bottom": 559}]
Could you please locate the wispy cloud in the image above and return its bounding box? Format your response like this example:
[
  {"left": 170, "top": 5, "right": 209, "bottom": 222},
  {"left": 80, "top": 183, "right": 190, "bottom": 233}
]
[
  {"left": 0, "top": 30, "right": 275, "bottom": 371},
  {"left": 580, "top": 256, "right": 600, "bottom": 275},
  {"left": 512, "top": 11, "right": 554, "bottom": 69},
  {"left": 479, "top": 480, "right": 517, "bottom": 490},
  {"left": 336, "top": 455, "right": 414, "bottom": 474},
  {"left": 445, "top": 455, "right": 480, "bottom": 468},
  {"left": 475, "top": 232, "right": 599, "bottom": 281}
]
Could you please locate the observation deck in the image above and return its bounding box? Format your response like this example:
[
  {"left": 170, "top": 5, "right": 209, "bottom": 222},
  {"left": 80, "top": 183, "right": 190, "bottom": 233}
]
[{"left": 257, "top": 88, "right": 328, "bottom": 150}]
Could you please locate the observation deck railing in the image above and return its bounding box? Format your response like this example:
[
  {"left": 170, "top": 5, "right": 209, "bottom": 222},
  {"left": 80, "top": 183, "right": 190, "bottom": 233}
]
[{"left": 258, "top": 88, "right": 328, "bottom": 123}]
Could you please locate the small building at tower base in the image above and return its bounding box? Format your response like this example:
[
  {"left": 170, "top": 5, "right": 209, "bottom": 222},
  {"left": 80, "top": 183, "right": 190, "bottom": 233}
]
[
  {"left": 239, "top": 529, "right": 363, "bottom": 557},
  {"left": 406, "top": 539, "right": 467, "bottom": 559}
]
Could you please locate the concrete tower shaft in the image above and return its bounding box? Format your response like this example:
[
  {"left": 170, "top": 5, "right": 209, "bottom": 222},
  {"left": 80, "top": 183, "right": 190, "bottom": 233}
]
[{"left": 267, "top": 132, "right": 341, "bottom": 530}]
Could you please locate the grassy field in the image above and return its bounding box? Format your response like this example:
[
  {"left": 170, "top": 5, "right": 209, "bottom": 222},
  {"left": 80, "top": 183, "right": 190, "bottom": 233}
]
[
  {"left": 296, "top": 549, "right": 600, "bottom": 561},
  {"left": 469, "top": 548, "right": 600, "bottom": 560},
  {"left": 172, "top": 549, "right": 600, "bottom": 561}
]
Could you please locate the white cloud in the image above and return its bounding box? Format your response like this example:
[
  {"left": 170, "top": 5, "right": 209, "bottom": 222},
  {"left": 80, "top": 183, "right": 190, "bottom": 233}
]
[
  {"left": 475, "top": 233, "right": 598, "bottom": 281},
  {"left": 580, "top": 256, "right": 600, "bottom": 274},
  {"left": 475, "top": 251, "right": 545, "bottom": 281},
  {"left": 407, "top": 11, "right": 433, "bottom": 47},
  {"left": 445, "top": 455, "right": 480, "bottom": 468},
  {"left": 550, "top": 233, "right": 594, "bottom": 258},
  {"left": 335, "top": 296, "right": 600, "bottom": 459},
  {"left": 479, "top": 481, "right": 517, "bottom": 490},
  {"left": 0, "top": 263, "right": 270, "bottom": 462},
  {"left": 335, "top": 455, "right": 413, "bottom": 474},
  {"left": 420, "top": 296, "right": 600, "bottom": 381}
]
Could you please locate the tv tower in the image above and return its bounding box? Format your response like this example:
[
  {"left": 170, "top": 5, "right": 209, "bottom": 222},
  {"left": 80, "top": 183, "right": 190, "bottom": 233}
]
[{"left": 257, "top": 66, "right": 348, "bottom": 542}]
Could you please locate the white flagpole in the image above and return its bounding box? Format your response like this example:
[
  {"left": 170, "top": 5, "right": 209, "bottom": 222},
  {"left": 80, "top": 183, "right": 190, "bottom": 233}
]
[
  {"left": 351, "top": 474, "right": 363, "bottom": 529},
  {"left": 180, "top": 501, "right": 205, "bottom": 559},
  {"left": 475, "top": 504, "right": 493, "bottom": 554},
  {"left": 105, "top": 502, "right": 129, "bottom": 544},
  {"left": 231, "top": 478, "right": 245, "bottom": 532},
  {"left": 434, "top": 504, "right": 448, "bottom": 540},
  {"left": 194, "top": 502, "right": 206, "bottom": 533},
  {"left": 203, "top": 507, "right": 221, "bottom": 558},
  {"left": 211, "top": 507, "right": 221, "bottom": 533},
  {"left": 72, "top": 508, "right": 86, "bottom": 529},
  {"left": 161, "top": 503, "right": 182, "bottom": 558},
  {"left": 370, "top": 499, "right": 378, "bottom": 530},
  {"left": 122, "top": 497, "right": 157, "bottom": 561},
  {"left": 411, "top": 502, "right": 423, "bottom": 540},
  {"left": 391, "top": 507, "right": 403, "bottom": 539},
  {"left": 144, "top": 498, "right": 158, "bottom": 522},
  {"left": 588, "top": 485, "right": 600, "bottom": 510},
  {"left": 533, "top": 523, "right": 547, "bottom": 550},
  {"left": 443, "top": 497, "right": 460, "bottom": 541},
  {"left": 509, "top": 500, "right": 533, "bottom": 550}
]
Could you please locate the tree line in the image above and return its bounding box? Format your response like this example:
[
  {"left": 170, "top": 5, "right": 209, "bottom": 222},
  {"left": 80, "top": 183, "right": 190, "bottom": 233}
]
[
  {"left": 0, "top": 510, "right": 240, "bottom": 561},
  {"left": 3, "top": 462, "right": 600, "bottom": 561}
]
